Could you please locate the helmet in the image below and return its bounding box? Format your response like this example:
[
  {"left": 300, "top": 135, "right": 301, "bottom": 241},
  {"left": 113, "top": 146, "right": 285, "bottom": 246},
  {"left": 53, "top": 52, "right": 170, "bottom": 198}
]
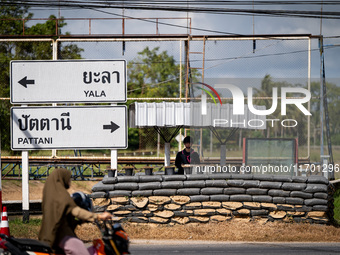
[{"left": 71, "top": 191, "right": 94, "bottom": 212}]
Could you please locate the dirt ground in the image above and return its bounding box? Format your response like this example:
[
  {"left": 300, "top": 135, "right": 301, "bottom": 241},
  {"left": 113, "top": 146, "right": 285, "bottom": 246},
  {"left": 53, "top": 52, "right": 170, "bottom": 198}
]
[
  {"left": 1, "top": 179, "right": 98, "bottom": 201},
  {"left": 77, "top": 220, "right": 340, "bottom": 243}
]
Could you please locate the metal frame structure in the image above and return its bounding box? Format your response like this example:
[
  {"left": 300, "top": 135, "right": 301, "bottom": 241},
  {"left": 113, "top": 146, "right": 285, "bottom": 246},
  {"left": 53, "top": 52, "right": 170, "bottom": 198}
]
[{"left": 0, "top": 18, "right": 326, "bottom": 178}]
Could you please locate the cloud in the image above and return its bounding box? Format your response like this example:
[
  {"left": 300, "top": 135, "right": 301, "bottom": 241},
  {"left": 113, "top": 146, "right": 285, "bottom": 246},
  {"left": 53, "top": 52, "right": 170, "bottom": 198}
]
[{"left": 31, "top": 4, "right": 340, "bottom": 78}]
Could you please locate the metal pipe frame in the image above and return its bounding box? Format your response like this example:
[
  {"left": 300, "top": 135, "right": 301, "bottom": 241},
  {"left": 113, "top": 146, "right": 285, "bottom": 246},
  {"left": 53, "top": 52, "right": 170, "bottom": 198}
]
[{"left": 1, "top": 33, "right": 318, "bottom": 169}]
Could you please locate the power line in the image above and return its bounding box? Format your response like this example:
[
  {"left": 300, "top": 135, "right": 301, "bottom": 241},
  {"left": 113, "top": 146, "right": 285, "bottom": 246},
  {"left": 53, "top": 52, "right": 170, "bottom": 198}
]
[
  {"left": 3, "top": 1, "right": 340, "bottom": 45},
  {"left": 8, "top": 1, "right": 340, "bottom": 6},
  {"left": 3, "top": 1, "right": 340, "bottom": 38},
  {"left": 127, "top": 43, "right": 340, "bottom": 93},
  {"left": 128, "top": 44, "right": 340, "bottom": 66},
  {"left": 88, "top": 7, "right": 241, "bottom": 36},
  {"left": 2, "top": 1, "right": 340, "bottom": 19}
]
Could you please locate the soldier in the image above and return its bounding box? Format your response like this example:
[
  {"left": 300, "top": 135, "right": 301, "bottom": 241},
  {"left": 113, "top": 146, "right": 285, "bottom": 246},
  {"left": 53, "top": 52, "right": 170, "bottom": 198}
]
[{"left": 175, "top": 136, "right": 200, "bottom": 174}]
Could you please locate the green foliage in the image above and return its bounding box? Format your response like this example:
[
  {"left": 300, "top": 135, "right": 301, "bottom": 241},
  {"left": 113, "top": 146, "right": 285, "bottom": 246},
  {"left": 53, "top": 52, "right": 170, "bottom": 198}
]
[
  {"left": 310, "top": 80, "right": 340, "bottom": 146},
  {"left": 0, "top": 2, "right": 31, "bottom": 97},
  {"left": 128, "top": 128, "right": 140, "bottom": 150},
  {"left": 0, "top": 4, "right": 83, "bottom": 152},
  {"left": 0, "top": 1, "right": 31, "bottom": 35},
  {"left": 250, "top": 74, "right": 340, "bottom": 147},
  {"left": 333, "top": 188, "right": 340, "bottom": 224},
  {"left": 0, "top": 100, "right": 11, "bottom": 151},
  {"left": 127, "top": 46, "right": 180, "bottom": 98},
  {"left": 127, "top": 47, "right": 186, "bottom": 150}
]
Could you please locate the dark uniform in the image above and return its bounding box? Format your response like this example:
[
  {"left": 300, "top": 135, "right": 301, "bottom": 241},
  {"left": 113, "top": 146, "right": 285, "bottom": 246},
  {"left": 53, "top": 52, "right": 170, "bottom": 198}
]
[{"left": 175, "top": 149, "right": 200, "bottom": 174}]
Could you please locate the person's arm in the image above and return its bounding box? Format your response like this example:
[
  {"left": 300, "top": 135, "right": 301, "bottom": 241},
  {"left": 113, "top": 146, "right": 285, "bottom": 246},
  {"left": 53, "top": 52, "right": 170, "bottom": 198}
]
[
  {"left": 71, "top": 206, "right": 112, "bottom": 222},
  {"left": 175, "top": 151, "right": 185, "bottom": 174},
  {"left": 175, "top": 152, "right": 182, "bottom": 169},
  {"left": 192, "top": 152, "right": 200, "bottom": 164}
]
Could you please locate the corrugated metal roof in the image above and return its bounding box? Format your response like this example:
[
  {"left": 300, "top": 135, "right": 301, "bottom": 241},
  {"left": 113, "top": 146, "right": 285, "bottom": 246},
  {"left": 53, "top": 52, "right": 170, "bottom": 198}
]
[{"left": 129, "top": 102, "right": 266, "bottom": 129}]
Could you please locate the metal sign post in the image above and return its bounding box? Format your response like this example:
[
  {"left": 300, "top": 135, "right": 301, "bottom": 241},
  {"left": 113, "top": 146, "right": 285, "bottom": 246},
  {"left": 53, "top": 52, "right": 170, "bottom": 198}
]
[
  {"left": 20, "top": 104, "right": 30, "bottom": 223},
  {"left": 111, "top": 103, "right": 118, "bottom": 177},
  {"left": 22, "top": 150, "right": 29, "bottom": 223}
]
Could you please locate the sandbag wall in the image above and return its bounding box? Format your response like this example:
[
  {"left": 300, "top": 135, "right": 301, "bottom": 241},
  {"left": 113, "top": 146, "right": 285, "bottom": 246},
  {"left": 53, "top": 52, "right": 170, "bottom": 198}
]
[{"left": 90, "top": 174, "right": 335, "bottom": 225}]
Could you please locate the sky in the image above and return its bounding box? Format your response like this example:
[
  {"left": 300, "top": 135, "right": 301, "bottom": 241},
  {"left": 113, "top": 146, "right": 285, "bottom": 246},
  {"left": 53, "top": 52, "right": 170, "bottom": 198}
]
[
  {"left": 25, "top": 1, "right": 340, "bottom": 86},
  {"left": 6, "top": 1, "right": 340, "bottom": 156}
]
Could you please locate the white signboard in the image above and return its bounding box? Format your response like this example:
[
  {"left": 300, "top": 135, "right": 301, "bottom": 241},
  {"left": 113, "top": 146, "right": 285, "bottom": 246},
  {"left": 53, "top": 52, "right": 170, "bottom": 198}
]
[
  {"left": 11, "top": 106, "right": 127, "bottom": 150},
  {"left": 10, "top": 60, "right": 126, "bottom": 104}
]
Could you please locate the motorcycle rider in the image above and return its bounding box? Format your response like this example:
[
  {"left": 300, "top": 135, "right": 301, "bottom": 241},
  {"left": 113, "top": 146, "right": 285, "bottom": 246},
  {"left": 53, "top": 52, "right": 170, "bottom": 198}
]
[{"left": 39, "top": 168, "right": 112, "bottom": 255}]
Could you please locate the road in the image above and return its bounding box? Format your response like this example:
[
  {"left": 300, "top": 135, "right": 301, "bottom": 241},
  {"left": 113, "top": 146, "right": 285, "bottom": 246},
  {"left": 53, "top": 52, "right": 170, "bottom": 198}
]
[{"left": 129, "top": 240, "right": 340, "bottom": 255}]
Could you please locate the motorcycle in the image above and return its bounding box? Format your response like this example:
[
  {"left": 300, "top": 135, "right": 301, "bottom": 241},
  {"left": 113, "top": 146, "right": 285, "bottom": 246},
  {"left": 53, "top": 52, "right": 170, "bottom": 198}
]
[{"left": 0, "top": 219, "right": 130, "bottom": 255}]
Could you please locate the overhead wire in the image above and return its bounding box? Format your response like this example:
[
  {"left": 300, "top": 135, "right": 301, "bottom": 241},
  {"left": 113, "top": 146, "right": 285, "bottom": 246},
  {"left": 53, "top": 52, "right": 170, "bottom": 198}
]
[
  {"left": 24, "top": 1, "right": 340, "bottom": 62},
  {"left": 2, "top": 1, "right": 340, "bottom": 39},
  {"left": 2, "top": 1, "right": 339, "bottom": 42},
  {"left": 128, "top": 43, "right": 340, "bottom": 74},
  {"left": 87, "top": 7, "right": 241, "bottom": 36},
  {"left": 2, "top": 1, "right": 340, "bottom": 71},
  {"left": 127, "top": 43, "right": 340, "bottom": 94},
  {"left": 2, "top": 1, "right": 340, "bottom": 19},
  {"left": 6, "top": 1, "right": 340, "bottom": 6}
]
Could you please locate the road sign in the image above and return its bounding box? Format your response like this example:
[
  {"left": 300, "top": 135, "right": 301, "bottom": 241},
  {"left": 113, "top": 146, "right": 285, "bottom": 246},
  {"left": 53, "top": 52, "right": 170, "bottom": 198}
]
[
  {"left": 11, "top": 106, "right": 127, "bottom": 150},
  {"left": 10, "top": 60, "right": 126, "bottom": 104}
]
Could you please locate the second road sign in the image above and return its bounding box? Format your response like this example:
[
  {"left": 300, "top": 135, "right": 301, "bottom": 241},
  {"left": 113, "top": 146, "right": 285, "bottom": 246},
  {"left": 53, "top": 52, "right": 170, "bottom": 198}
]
[
  {"left": 11, "top": 105, "right": 127, "bottom": 150},
  {"left": 10, "top": 60, "right": 126, "bottom": 104}
]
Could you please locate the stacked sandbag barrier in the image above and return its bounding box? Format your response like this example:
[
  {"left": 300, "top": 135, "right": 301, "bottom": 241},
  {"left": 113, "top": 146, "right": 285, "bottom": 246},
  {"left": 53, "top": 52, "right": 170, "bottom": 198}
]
[{"left": 90, "top": 174, "right": 335, "bottom": 225}]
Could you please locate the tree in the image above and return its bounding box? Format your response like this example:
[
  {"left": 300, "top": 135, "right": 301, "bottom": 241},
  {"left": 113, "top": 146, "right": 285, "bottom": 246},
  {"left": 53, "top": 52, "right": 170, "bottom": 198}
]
[
  {"left": 251, "top": 75, "right": 309, "bottom": 144},
  {"left": 310, "top": 80, "right": 340, "bottom": 145},
  {"left": 127, "top": 47, "right": 186, "bottom": 150},
  {"left": 127, "top": 47, "right": 181, "bottom": 99},
  {"left": 0, "top": 2, "right": 83, "bottom": 152},
  {"left": 250, "top": 75, "right": 340, "bottom": 149}
]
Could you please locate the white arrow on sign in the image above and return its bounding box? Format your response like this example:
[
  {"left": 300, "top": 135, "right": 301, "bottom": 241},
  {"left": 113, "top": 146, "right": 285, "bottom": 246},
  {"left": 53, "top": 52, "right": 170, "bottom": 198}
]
[
  {"left": 11, "top": 105, "right": 127, "bottom": 150},
  {"left": 10, "top": 60, "right": 126, "bottom": 104}
]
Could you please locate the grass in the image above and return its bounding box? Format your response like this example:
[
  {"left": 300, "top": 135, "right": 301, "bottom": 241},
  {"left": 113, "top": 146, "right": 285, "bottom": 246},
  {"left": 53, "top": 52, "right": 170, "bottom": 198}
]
[{"left": 9, "top": 217, "right": 42, "bottom": 238}]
